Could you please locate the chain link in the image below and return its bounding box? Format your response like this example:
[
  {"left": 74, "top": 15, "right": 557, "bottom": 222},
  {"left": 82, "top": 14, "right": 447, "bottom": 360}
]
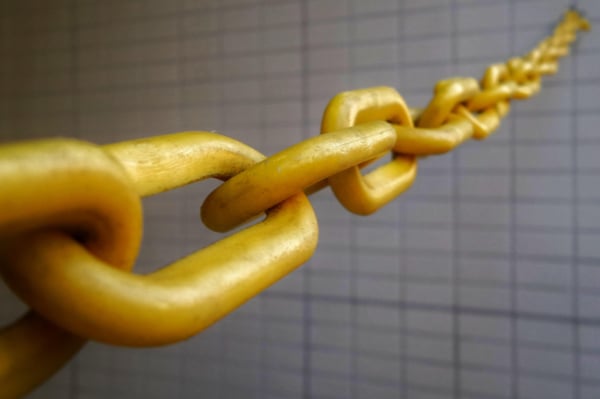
[
  {"left": 0, "top": 138, "right": 142, "bottom": 399},
  {"left": 0, "top": 9, "right": 590, "bottom": 399}
]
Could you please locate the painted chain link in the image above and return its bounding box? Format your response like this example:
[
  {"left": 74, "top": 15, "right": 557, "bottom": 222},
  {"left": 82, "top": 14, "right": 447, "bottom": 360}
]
[{"left": 0, "top": 9, "right": 590, "bottom": 399}]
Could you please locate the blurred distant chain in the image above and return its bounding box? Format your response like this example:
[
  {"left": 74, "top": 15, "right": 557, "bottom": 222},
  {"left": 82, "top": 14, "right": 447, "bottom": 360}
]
[
  {"left": 203, "top": 10, "right": 590, "bottom": 228},
  {"left": 0, "top": 9, "right": 590, "bottom": 399}
]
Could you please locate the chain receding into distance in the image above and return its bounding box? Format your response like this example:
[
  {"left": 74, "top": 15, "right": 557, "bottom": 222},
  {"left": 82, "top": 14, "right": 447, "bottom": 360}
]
[{"left": 0, "top": 9, "right": 590, "bottom": 399}]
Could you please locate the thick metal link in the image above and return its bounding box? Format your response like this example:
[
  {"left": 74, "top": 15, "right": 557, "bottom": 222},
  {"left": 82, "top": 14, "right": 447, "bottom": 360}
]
[
  {"left": 104, "top": 131, "right": 264, "bottom": 197},
  {"left": 201, "top": 121, "right": 398, "bottom": 232},
  {"left": 4, "top": 194, "right": 316, "bottom": 346},
  {"left": 0, "top": 314, "right": 84, "bottom": 399},
  {"left": 320, "top": 86, "right": 418, "bottom": 215},
  {"left": 1, "top": 132, "right": 318, "bottom": 346},
  {"left": 0, "top": 138, "right": 143, "bottom": 399},
  {"left": 0, "top": 8, "right": 589, "bottom": 398}
]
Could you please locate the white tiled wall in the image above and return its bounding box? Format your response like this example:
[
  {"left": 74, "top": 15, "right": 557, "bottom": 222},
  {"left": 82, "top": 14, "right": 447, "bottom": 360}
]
[{"left": 1, "top": 0, "right": 600, "bottom": 398}]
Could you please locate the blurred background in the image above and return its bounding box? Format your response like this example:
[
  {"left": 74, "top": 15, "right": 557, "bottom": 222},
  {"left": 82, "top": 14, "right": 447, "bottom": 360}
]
[{"left": 1, "top": 0, "right": 600, "bottom": 398}]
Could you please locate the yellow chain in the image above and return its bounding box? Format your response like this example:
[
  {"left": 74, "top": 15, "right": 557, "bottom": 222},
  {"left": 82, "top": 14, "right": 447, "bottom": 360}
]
[{"left": 0, "top": 9, "right": 590, "bottom": 399}]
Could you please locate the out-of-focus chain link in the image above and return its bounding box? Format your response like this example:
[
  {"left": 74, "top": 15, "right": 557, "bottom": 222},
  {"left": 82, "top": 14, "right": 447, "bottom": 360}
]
[{"left": 0, "top": 9, "right": 589, "bottom": 399}]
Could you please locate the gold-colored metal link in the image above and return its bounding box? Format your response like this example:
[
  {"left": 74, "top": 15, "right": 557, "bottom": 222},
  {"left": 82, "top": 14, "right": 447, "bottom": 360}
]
[
  {"left": 319, "top": 86, "right": 418, "bottom": 215},
  {"left": 1, "top": 132, "right": 318, "bottom": 348},
  {"left": 0, "top": 314, "right": 84, "bottom": 399},
  {"left": 103, "top": 131, "right": 265, "bottom": 197},
  {"left": 0, "top": 9, "right": 589, "bottom": 398},
  {"left": 0, "top": 132, "right": 317, "bottom": 397},
  {"left": 0, "top": 138, "right": 143, "bottom": 399},
  {"left": 3, "top": 195, "right": 316, "bottom": 347},
  {"left": 201, "top": 121, "right": 398, "bottom": 232}
]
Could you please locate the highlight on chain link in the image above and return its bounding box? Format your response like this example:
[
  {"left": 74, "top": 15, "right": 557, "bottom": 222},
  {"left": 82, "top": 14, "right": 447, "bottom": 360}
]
[{"left": 0, "top": 8, "right": 590, "bottom": 399}]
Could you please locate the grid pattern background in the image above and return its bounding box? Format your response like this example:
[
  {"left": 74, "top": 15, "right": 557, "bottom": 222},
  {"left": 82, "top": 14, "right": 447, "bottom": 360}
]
[{"left": 1, "top": 0, "right": 600, "bottom": 398}]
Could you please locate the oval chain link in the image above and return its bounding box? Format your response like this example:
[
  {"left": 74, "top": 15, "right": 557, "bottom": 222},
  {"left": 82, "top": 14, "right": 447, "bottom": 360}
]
[
  {"left": 1, "top": 132, "right": 318, "bottom": 347},
  {"left": 0, "top": 138, "right": 143, "bottom": 399}
]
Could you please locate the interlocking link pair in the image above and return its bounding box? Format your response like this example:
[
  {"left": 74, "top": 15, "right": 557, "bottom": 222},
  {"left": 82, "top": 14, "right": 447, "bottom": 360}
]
[
  {"left": 0, "top": 134, "right": 319, "bottom": 398},
  {"left": 0, "top": 9, "right": 589, "bottom": 398}
]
